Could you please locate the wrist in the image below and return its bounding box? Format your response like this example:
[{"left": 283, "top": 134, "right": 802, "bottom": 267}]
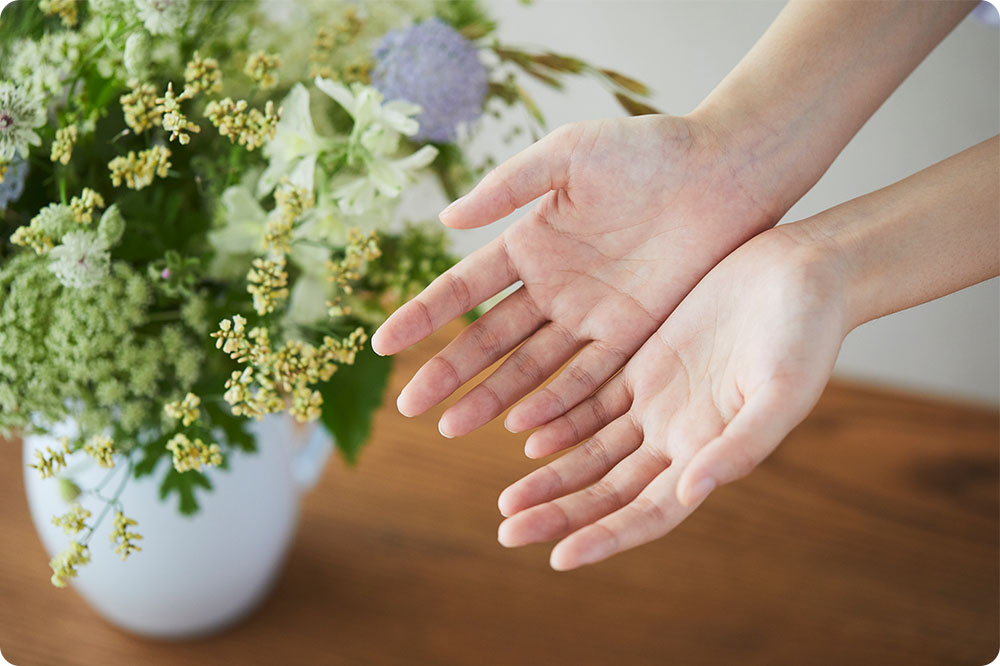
[
  {"left": 686, "top": 99, "right": 810, "bottom": 228},
  {"left": 683, "top": 103, "right": 794, "bottom": 233},
  {"left": 763, "top": 216, "right": 860, "bottom": 337},
  {"left": 779, "top": 199, "right": 893, "bottom": 334}
]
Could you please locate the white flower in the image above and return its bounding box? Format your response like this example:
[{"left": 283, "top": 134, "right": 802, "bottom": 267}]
[
  {"left": 258, "top": 84, "right": 336, "bottom": 197},
  {"left": 315, "top": 78, "right": 438, "bottom": 215},
  {"left": 315, "top": 77, "right": 421, "bottom": 155},
  {"left": 48, "top": 231, "right": 111, "bottom": 289},
  {"left": 331, "top": 146, "right": 438, "bottom": 215},
  {"left": 0, "top": 81, "right": 45, "bottom": 161},
  {"left": 133, "top": 0, "right": 189, "bottom": 36},
  {"left": 5, "top": 33, "right": 81, "bottom": 102}
]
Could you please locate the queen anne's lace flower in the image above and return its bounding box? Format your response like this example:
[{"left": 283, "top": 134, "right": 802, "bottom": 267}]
[
  {"left": 48, "top": 231, "right": 112, "bottom": 289},
  {"left": 5, "top": 33, "right": 81, "bottom": 103},
  {"left": 0, "top": 81, "right": 45, "bottom": 161},
  {"left": 134, "top": 0, "right": 189, "bottom": 36},
  {"left": 0, "top": 155, "right": 28, "bottom": 210},
  {"left": 371, "top": 18, "right": 488, "bottom": 143}
]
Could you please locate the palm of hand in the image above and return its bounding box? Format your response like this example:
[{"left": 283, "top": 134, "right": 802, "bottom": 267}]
[
  {"left": 496, "top": 230, "right": 848, "bottom": 570},
  {"left": 373, "top": 115, "right": 776, "bottom": 437}
]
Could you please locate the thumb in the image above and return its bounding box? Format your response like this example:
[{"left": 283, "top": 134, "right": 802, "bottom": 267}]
[
  {"left": 675, "top": 382, "right": 817, "bottom": 507},
  {"left": 439, "top": 124, "right": 575, "bottom": 229}
]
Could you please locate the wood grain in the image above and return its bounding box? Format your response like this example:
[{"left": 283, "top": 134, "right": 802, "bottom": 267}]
[{"left": 1, "top": 327, "right": 997, "bottom": 666}]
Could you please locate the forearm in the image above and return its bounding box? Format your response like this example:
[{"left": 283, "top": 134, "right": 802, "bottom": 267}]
[
  {"left": 692, "top": 0, "right": 977, "bottom": 221},
  {"left": 795, "top": 136, "right": 999, "bottom": 329}
]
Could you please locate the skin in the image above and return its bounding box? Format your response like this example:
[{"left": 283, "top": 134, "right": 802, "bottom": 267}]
[
  {"left": 370, "top": 0, "right": 990, "bottom": 569},
  {"left": 496, "top": 136, "right": 998, "bottom": 570},
  {"left": 376, "top": 114, "right": 780, "bottom": 437},
  {"left": 372, "top": 0, "right": 978, "bottom": 437}
]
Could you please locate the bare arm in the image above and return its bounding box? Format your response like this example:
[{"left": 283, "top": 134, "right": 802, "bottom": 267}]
[
  {"left": 497, "top": 135, "right": 999, "bottom": 570},
  {"left": 695, "top": 0, "right": 979, "bottom": 219}
]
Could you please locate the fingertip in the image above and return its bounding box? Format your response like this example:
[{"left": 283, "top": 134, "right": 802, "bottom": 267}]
[
  {"left": 523, "top": 430, "right": 555, "bottom": 459},
  {"left": 371, "top": 323, "right": 404, "bottom": 357},
  {"left": 370, "top": 327, "right": 388, "bottom": 356},
  {"left": 497, "top": 489, "right": 514, "bottom": 517},
  {"left": 497, "top": 519, "right": 516, "bottom": 547},
  {"left": 395, "top": 397, "right": 410, "bottom": 418},
  {"left": 677, "top": 475, "right": 716, "bottom": 508},
  {"left": 438, "top": 420, "right": 455, "bottom": 439},
  {"left": 523, "top": 436, "right": 543, "bottom": 459},
  {"left": 548, "top": 544, "right": 577, "bottom": 572}
]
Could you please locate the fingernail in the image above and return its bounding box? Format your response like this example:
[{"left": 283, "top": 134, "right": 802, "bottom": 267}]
[
  {"left": 370, "top": 329, "right": 384, "bottom": 355},
  {"left": 395, "top": 393, "right": 410, "bottom": 417},
  {"left": 684, "top": 477, "right": 716, "bottom": 506},
  {"left": 503, "top": 416, "right": 518, "bottom": 434},
  {"left": 438, "top": 420, "right": 454, "bottom": 439}
]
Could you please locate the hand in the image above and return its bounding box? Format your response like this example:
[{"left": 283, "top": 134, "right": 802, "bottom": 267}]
[
  {"left": 495, "top": 226, "right": 850, "bottom": 570},
  {"left": 372, "top": 114, "right": 781, "bottom": 437}
]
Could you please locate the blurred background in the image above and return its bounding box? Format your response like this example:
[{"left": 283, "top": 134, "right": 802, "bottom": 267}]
[{"left": 404, "top": 0, "right": 1000, "bottom": 406}]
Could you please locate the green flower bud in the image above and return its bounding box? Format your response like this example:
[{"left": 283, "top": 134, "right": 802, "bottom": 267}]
[
  {"left": 97, "top": 204, "right": 126, "bottom": 246},
  {"left": 124, "top": 31, "right": 152, "bottom": 80},
  {"left": 57, "top": 477, "right": 81, "bottom": 502}
]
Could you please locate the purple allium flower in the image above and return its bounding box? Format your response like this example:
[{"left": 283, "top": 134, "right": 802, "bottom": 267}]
[
  {"left": 0, "top": 156, "right": 28, "bottom": 211},
  {"left": 371, "top": 18, "right": 488, "bottom": 144}
]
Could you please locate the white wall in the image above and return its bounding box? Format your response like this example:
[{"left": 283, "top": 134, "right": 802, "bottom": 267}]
[{"left": 409, "top": 1, "right": 1000, "bottom": 405}]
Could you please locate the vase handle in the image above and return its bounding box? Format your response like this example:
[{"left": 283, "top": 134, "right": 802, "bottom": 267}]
[{"left": 291, "top": 425, "right": 332, "bottom": 493}]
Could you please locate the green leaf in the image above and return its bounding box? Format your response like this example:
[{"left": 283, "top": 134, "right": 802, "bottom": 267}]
[
  {"left": 614, "top": 93, "right": 661, "bottom": 117},
  {"left": 316, "top": 344, "right": 393, "bottom": 465},
  {"left": 133, "top": 439, "right": 168, "bottom": 478},
  {"left": 159, "top": 467, "right": 213, "bottom": 515},
  {"left": 516, "top": 85, "right": 545, "bottom": 126},
  {"left": 600, "top": 68, "right": 651, "bottom": 96},
  {"left": 532, "top": 52, "right": 586, "bottom": 74},
  {"left": 201, "top": 398, "right": 256, "bottom": 454}
]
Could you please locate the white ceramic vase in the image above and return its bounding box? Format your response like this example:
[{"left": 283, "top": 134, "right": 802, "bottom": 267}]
[{"left": 22, "top": 415, "right": 331, "bottom": 639}]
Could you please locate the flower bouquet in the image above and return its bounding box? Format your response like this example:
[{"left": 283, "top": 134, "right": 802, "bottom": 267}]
[{"left": 0, "top": 0, "right": 654, "bottom": 611}]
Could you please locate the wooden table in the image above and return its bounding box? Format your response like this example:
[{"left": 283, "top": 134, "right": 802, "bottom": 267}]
[{"left": 1, "top": 329, "right": 997, "bottom": 665}]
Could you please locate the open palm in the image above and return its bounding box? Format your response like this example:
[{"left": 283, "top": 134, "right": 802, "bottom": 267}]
[
  {"left": 495, "top": 228, "right": 849, "bottom": 569},
  {"left": 372, "top": 114, "right": 779, "bottom": 437}
]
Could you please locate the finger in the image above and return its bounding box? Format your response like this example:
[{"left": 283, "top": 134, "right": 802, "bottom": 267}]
[
  {"left": 371, "top": 234, "right": 517, "bottom": 356},
  {"left": 550, "top": 461, "right": 692, "bottom": 571},
  {"left": 497, "top": 445, "right": 668, "bottom": 548},
  {"left": 437, "top": 322, "right": 582, "bottom": 438},
  {"left": 396, "top": 287, "right": 545, "bottom": 417},
  {"left": 675, "top": 382, "right": 807, "bottom": 507},
  {"left": 497, "top": 414, "right": 643, "bottom": 517},
  {"left": 505, "top": 341, "right": 631, "bottom": 433},
  {"left": 438, "top": 125, "right": 574, "bottom": 229},
  {"left": 523, "top": 373, "right": 631, "bottom": 459}
]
